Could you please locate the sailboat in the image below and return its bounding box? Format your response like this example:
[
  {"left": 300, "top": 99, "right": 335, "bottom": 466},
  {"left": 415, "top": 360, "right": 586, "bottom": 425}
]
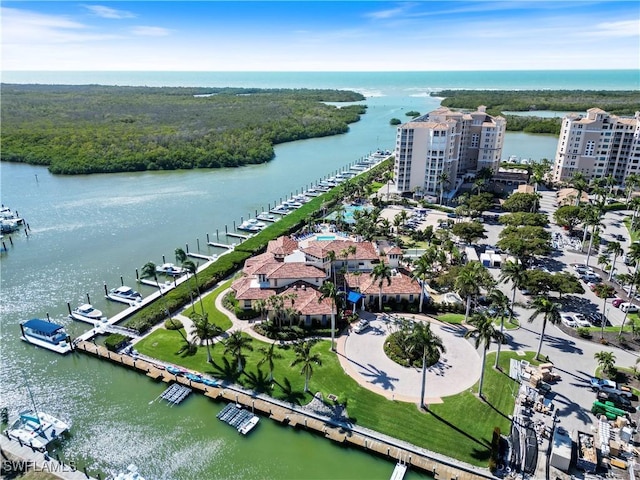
[{"left": 5, "top": 383, "right": 70, "bottom": 451}]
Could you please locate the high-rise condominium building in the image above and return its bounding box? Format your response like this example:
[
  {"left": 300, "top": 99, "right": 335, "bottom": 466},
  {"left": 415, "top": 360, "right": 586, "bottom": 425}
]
[
  {"left": 551, "top": 108, "right": 640, "bottom": 185},
  {"left": 393, "top": 106, "right": 506, "bottom": 197}
]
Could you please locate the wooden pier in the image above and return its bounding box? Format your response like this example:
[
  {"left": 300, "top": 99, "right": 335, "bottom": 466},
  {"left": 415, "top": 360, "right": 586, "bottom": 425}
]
[
  {"left": 74, "top": 340, "right": 494, "bottom": 480},
  {"left": 0, "top": 434, "right": 98, "bottom": 480}
]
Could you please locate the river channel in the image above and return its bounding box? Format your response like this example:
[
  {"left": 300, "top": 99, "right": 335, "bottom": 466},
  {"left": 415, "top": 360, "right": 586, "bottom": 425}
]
[{"left": 2, "top": 76, "right": 562, "bottom": 479}]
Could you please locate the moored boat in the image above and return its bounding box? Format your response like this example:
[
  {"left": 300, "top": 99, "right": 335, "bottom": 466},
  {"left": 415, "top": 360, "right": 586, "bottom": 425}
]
[
  {"left": 6, "top": 409, "right": 70, "bottom": 450},
  {"left": 70, "top": 303, "right": 105, "bottom": 323},
  {"left": 20, "top": 318, "right": 72, "bottom": 354},
  {"left": 238, "top": 415, "right": 259, "bottom": 435},
  {"left": 237, "top": 219, "right": 266, "bottom": 232},
  {"left": 109, "top": 464, "right": 145, "bottom": 480},
  {"left": 106, "top": 286, "right": 142, "bottom": 305},
  {"left": 155, "top": 263, "right": 186, "bottom": 276}
]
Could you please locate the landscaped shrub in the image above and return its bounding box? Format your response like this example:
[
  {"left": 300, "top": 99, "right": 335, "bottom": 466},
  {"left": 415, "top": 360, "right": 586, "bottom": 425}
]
[
  {"left": 235, "top": 307, "right": 260, "bottom": 320},
  {"left": 384, "top": 331, "right": 441, "bottom": 368},
  {"left": 105, "top": 333, "right": 130, "bottom": 352},
  {"left": 576, "top": 327, "right": 592, "bottom": 338},
  {"left": 164, "top": 318, "right": 183, "bottom": 330}
]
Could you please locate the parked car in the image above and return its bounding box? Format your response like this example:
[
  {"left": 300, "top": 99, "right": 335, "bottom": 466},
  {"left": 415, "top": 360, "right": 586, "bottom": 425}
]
[
  {"left": 597, "top": 391, "right": 636, "bottom": 412},
  {"left": 612, "top": 298, "right": 625, "bottom": 308},
  {"left": 620, "top": 303, "right": 639, "bottom": 313},
  {"left": 353, "top": 320, "right": 369, "bottom": 334},
  {"left": 560, "top": 314, "right": 577, "bottom": 328},
  {"left": 575, "top": 316, "right": 592, "bottom": 328},
  {"left": 586, "top": 312, "right": 608, "bottom": 327},
  {"left": 581, "top": 274, "right": 601, "bottom": 284},
  {"left": 590, "top": 377, "right": 633, "bottom": 398}
]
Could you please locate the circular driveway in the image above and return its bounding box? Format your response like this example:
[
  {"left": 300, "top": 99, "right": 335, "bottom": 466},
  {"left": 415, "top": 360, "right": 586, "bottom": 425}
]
[{"left": 337, "top": 314, "right": 482, "bottom": 404}]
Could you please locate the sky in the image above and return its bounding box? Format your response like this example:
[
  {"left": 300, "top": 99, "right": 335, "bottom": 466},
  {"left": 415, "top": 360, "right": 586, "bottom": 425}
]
[{"left": 2, "top": 1, "right": 639, "bottom": 71}]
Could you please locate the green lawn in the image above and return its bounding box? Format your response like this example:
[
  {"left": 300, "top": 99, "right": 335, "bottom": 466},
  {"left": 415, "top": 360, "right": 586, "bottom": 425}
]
[
  {"left": 183, "top": 278, "right": 233, "bottom": 331},
  {"left": 624, "top": 218, "right": 639, "bottom": 243},
  {"left": 136, "top": 327, "right": 522, "bottom": 466},
  {"left": 437, "top": 313, "right": 465, "bottom": 324}
]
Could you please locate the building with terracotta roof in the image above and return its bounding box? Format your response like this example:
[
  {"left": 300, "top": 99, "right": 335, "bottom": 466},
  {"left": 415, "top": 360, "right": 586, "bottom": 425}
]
[
  {"left": 231, "top": 234, "right": 410, "bottom": 325},
  {"left": 344, "top": 269, "right": 422, "bottom": 309}
]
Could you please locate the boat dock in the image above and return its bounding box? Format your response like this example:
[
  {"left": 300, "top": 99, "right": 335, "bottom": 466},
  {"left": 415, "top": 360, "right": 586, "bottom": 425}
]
[
  {"left": 0, "top": 434, "right": 98, "bottom": 480},
  {"left": 186, "top": 252, "right": 216, "bottom": 261},
  {"left": 390, "top": 461, "right": 408, "bottom": 480},
  {"left": 226, "top": 232, "right": 249, "bottom": 240},
  {"left": 74, "top": 340, "right": 495, "bottom": 480},
  {"left": 217, "top": 403, "right": 259, "bottom": 434},
  {"left": 160, "top": 383, "right": 192, "bottom": 406},
  {"left": 207, "top": 241, "right": 233, "bottom": 249}
]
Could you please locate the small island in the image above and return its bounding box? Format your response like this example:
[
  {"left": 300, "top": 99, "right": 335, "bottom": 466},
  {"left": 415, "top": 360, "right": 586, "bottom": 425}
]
[{"left": 0, "top": 84, "right": 366, "bottom": 175}]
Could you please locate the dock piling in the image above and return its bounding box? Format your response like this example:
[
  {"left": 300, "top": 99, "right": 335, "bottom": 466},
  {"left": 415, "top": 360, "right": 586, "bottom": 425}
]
[
  {"left": 46, "top": 312, "right": 50, "bottom": 322},
  {"left": 104, "top": 284, "right": 108, "bottom": 296},
  {"left": 225, "top": 225, "right": 228, "bottom": 235},
  {"left": 206, "top": 233, "right": 210, "bottom": 243},
  {"left": 185, "top": 243, "right": 189, "bottom": 253},
  {"left": 135, "top": 269, "right": 139, "bottom": 281},
  {"left": 120, "top": 276, "right": 124, "bottom": 286},
  {"left": 86, "top": 293, "right": 91, "bottom": 304},
  {"left": 233, "top": 221, "right": 236, "bottom": 230},
  {"left": 67, "top": 303, "right": 72, "bottom": 315},
  {"left": 197, "top": 238, "right": 200, "bottom": 250},
  {"left": 9, "top": 236, "right": 13, "bottom": 245}
]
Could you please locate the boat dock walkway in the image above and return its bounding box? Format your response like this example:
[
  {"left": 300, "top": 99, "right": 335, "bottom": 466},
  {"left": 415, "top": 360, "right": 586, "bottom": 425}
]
[
  {"left": 0, "top": 434, "right": 98, "bottom": 480},
  {"left": 226, "top": 232, "right": 249, "bottom": 240},
  {"left": 390, "top": 461, "right": 408, "bottom": 480},
  {"left": 160, "top": 383, "right": 192, "bottom": 406},
  {"left": 74, "top": 340, "right": 494, "bottom": 480},
  {"left": 207, "top": 241, "right": 233, "bottom": 249}
]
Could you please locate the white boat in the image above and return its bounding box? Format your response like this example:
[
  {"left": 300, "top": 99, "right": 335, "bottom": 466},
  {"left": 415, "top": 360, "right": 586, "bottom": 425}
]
[
  {"left": 237, "top": 219, "right": 266, "bottom": 232},
  {"left": 70, "top": 303, "right": 105, "bottom": 323},
  {"left": 0, "top": 207, "right": 24, "bottom": 224},
  {"left": 238, "top": 415, "right": 259, "bottom": 435},
  {"left": 106, "top": 286, "right": 142, "bottom": 305},
  {"left": 109, "top": 464, "right": 145, "bottom": 480},
  {"left": 20, "top": 318, "right": 72, "bottom": 354},
  {"left": 6, "top": 409, "right": 70, "bottom": 450},
  {"left": 155, "top": 263, "right": 186, "bottom": 276},
  {"left": 256, "top": 213, "right": 278, "bottom": 222}
]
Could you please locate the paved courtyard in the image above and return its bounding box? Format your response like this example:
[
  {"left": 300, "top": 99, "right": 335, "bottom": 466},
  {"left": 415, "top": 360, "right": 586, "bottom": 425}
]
[{"left": 336, "top": 313, "right": 482, "bottom": 404}]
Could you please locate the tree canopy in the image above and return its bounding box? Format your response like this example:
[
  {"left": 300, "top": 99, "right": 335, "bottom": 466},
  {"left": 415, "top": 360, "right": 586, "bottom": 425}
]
[
  {"left": 502, "top": 192, "right": 539, "bottom": 213},
  {"left": 1, "top": 84, "right": 366, "bottom": 175}
]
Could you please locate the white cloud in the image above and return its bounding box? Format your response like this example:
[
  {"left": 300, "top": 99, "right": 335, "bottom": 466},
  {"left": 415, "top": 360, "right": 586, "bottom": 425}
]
[
  {"left": 83, "top": 5, "right": 136, "bottom": 19},
  {"left": 131, "top": 26, "right": 172, "bottom": 37},
  {"left": 365, "top": 3, "right": 417, "bottom": 20},
  {"left": 591, "top": 19, "right": 640, "bottom": 37}
]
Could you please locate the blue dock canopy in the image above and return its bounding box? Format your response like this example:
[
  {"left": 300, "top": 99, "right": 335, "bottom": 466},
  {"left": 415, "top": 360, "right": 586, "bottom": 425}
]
[
  {"left": 22, "top": 318, "right": 64, "bottom": 335},
  {"left": 347, "top": 291, "right": 364, "bottom": 304}
]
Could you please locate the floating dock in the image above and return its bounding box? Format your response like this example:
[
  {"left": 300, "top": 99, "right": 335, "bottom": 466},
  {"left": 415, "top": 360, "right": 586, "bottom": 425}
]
[
  {"left": 390, "top": 461, "right": 408, "bottom": 480},
  {"left": 160, "top": 383, "right": 192, "bottom": 406},
  {"left": 217, "top": 403, "right": 260, "bottom": 435},
  {"left": 207, "top": 242, "right": 232, "bottom": 249},
  {"left": 186, "top": 252, "right": 216, "bottom": 261},
  {"left": 227, "top": 232, "right": 249, "bottom": 240}
]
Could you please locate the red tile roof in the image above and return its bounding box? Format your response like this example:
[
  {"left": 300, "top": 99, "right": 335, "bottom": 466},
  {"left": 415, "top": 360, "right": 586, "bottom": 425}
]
[
  {"left": 280, "top": 282, "right": 335, "bottom": 316},
  {"left": 301, "top": 240, "right": 378, "bottom": 261},
  {"left": 345, "top": 271, "right": 421, "bottom": 296}
]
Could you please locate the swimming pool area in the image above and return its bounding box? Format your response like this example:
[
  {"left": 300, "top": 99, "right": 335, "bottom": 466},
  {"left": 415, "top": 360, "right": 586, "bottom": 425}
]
[
  {"left": 326, "top": 204, "right": 372, "bottom": 224},
  {"left": 316, "top": 235, "right": 337, "bottom": 241}
]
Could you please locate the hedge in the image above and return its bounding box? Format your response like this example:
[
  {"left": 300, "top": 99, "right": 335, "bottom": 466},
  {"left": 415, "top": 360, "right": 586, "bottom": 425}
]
[{"left": 105, "top": 333, "right": 130, "bottom": 352}]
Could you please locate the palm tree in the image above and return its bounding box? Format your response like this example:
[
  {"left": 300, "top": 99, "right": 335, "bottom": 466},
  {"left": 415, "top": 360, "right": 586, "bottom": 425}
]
[
  {"left": 141, "top": 261, "right": 189, "bottom": 346},
  {"left": 190, "top": 312, "right": 221, "bottom": 364},
  {"left": 411, "top": 254, "right": 433, "bottom": 313},
  {"left": 437, "top": 171, "right": 450, "bottom": 205},
  {"left": 382, "top": 170, "right": 394, "bottom": 200},
  {"left": 223, "top": 330, "right": 254, "bottom": 373},
  {"left": 370, "top": 261, "right": 392, "bottom": 311},
  {"left": 258, "top": 342, "right": 283, "bottom": 382},
  {"left": 594, "top": 351, "right": 616, "bottom": 378},
  {"left": 527, "top": 297, "right": 560, "bottom": 361},
  {"left": 339, "top": 245, "right": 357, "bottom": 291},
  {"left": 499, "top": 260, "right": 527, "bottom": 325},
  {"left": 571, "top": 172, "right": 588, "bottom": 206},
  {"left": 605, "top": 241, "right": 623, "bottom": 281},
  {"left": 487, "top": 289, "right": 511, "bottom": 368},
  {"left": 464, "top": 312, "right": 504, "bottom": 398},
  {"left": 254, "top": 299, "right": 267, "bottom": 323},
  {"left": 326, "top": 250, "right": 337, "bottom": 285},
  {"left": 455, "top": 261, "right": 492, "bottom": 323},
  {"left": 291, "top": 340, "right": 322, "bottom": 393},
  {"left": 407, "top": 321, "right": 445, "bottom": 409},
  {"left": 318, "top": 281, "right": 340, "bottom": 351},
  {"left": 176, "top": 247, "right": 206, "bottom": 316}
]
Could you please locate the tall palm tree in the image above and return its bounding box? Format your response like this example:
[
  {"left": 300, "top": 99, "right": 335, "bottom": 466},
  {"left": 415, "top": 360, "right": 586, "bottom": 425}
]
[
  {"left": 258, "top": 342, "right": 283, "bottom": 382},
  {"left": 254, "top": 299, "right": 267, "bottom": 323},
  {"left": 370, "top": 261, "right": 392, "bottom": 311},
  {"left": 437, "top": 171, "right": 450, "bottom": 205},
  {"left": 223, "top": 330, "right": 254, "bottom": 373},
  {"left": 407, "top": 321, "right": 445, "bottom": 409},
  {"left": 141, "top": 261, "right": 189, "bottom": 346},
  {"left": 339, "top": 245, "right": 357, "bottom": 291},
  {"left": 499, "top": 260, "right": 527, "bottom": 325},
  {"left": 291, "top": 340, "right": 322, "bottom": 393},
  {"left": 487, "top": 289, "right": 511, "bottom": 368},
  {"left": 326, "top": 250, "right": 337, "bottom": 284},
  {"left": 527, "top": 297, "right": 561, "bottom": 361},
  {"left": 455, "top": 261, "right": 492, "bottom": 323},
  {"left": 464, "top": 312, "right": 504, "bottom": 398},
  {"left": 605, "top": 241, "right": 623, "bottom": 281},
  {"left": 382, "top": 170, "right": 394, "bottom": 200},
  {"left": 594, "top": 351, "right": 616, "bottom": 378},
  {"left": 571, "top": 172, "right": 588, "bottom": 206},
  {"left": 318, "top": 281, "right": 340, "bottom": 351},
  {"left": 190, "top": 312, "right": 221, "bottom": 364},
  {"left": 411, "top": 254, "right": 433, "bottom": 313},
  {"left": 176, "top": 247, "right": 206, "bottom": 316}
]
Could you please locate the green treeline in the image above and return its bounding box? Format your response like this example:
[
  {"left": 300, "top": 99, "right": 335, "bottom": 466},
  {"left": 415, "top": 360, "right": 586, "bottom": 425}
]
[
  {"left": 1, "top": 84, "right": 366, "bottom": 175},
  {"left": 432, "top": 89, "right": 640, "bottom": 135}
]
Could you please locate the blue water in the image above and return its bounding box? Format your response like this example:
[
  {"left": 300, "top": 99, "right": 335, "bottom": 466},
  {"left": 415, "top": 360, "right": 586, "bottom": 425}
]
[{"left": 3, "top": 70, "right": 639, "bottom": 92}]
